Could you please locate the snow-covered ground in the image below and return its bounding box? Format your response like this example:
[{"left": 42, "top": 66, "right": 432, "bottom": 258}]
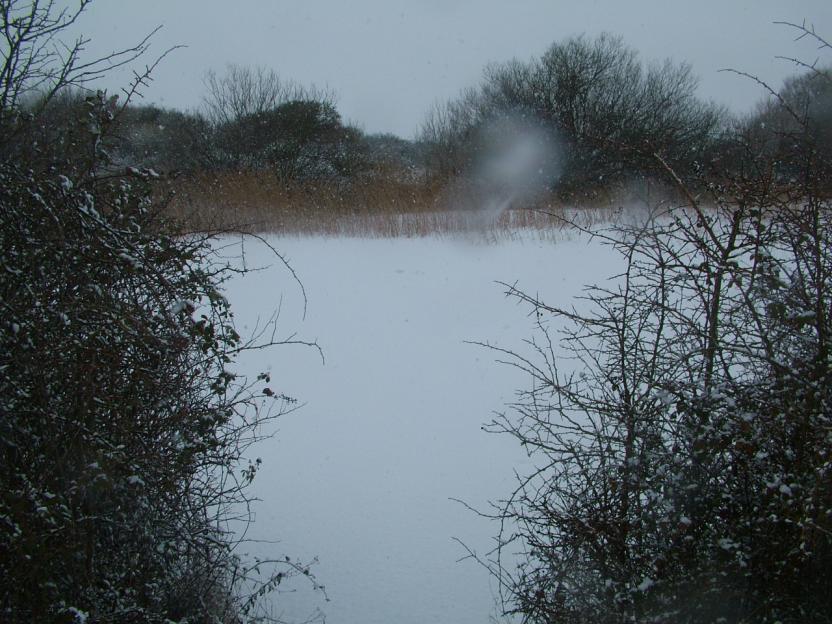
[{"left": 221, "top": 232, "right": 620, "bottom": 624}]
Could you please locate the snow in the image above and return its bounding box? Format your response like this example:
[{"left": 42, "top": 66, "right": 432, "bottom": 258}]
[
  {"left": 169, "top": 299, "right": 195, "bottom": 315},
  {"left": 66, "top": 607, "right": 88, "bottom": 623},
  {"left": 223, "top": 232, "right": 619, "bottom": 624},
  {"left": 118, "top": 252, "right": 141, "bottom": 269}
]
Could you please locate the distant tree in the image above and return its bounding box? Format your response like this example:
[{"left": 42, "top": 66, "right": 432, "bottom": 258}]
[
  {"left": 110, "top": 104, "right": 216, "bottom": 172},
  {"left": 202, "top": 64, "right": 368, "bottom": 182},
  {"left": 8, "top": 86, "right": 91, "bottom": 170},
  {"left": 214, "top": 97, "right": 367, "bottom": 182},
  {"left": 534, "top": 34, "right": 722, "bottom": 185},
  {"left": 202, "top": 63, "right": 333, "bottom": 126},
  {"left": 740, "top": 63, "right": 832, "bottom": 185},
  {"left": 362, "top": 132, "right": 427, "bottom": 181},
  {"left": 420, "top": 86, "right": 496, "bottom": 178},
  {"left": 260, "top": 99, "right": 365, "bottom": 181},
  {"left": 421, "top": 34, "right": 725, "bottom": 196}
]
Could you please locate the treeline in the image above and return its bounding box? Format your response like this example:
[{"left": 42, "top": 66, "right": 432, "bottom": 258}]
[
  {"left": 422, "top": 33, "right": 832, "bottom": 201},
  {"left": 14, "top": 64, "right": 424, "bottom": 187},
  {"left": 17, "top": 36, "right": 830, "bottom": 215}
]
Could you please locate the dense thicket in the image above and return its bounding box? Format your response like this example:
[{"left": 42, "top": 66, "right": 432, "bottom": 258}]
[
  {"left": 482, "top": 25, "right": 832, "bottom": 624},
  {"left": 1, "top": 2, "right": 318, "bottom": 621},
  {"left": 0, "top": 136, "right": 275, "bottom": 623}
]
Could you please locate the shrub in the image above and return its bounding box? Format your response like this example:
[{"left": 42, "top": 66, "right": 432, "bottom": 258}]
[
  {"left": 0, "top": 98, "right": 310, "bottom": 621},
  {"left": 480, "top": 24, "right": 832, "bottom": 624},
  {"left": 1, "top": 3, "right": 321, "bottom": 621}
]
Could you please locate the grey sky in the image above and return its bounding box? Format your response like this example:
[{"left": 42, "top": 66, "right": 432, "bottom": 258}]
[{"left": 73, "top": 1, "right": 831, "bottom": 137}]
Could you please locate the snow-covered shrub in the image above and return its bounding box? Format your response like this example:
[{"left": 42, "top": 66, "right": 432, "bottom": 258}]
[
  {"left": 484, "top": 25, "right": 832, "bottom": 624},
  {"left": 0, "top": 150, "right": 307, "bottom": 621},
  {"left": 0, "top": 4, "right": 319, "bottom": 620}
]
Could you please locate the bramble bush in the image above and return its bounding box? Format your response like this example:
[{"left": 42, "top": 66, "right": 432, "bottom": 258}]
[
  {"left": 1, "top": 2, "right": 322, "bottom": 621},
  {"left": 479, "top": 23, "right": 832, "bottom": 624}
]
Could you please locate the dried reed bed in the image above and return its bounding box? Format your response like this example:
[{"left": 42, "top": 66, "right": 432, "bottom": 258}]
[{"left": 164, "top": 170, "right": 619, "bottom": 239}]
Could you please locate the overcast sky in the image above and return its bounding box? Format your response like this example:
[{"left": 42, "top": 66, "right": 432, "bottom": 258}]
[{"left": 73, "top": 1, "right": 832, "bottom": 137}]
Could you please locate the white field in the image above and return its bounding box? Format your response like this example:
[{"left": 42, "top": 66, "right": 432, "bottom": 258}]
[{"left": 221, "top": 232, "right": 620, "bottom": 624}]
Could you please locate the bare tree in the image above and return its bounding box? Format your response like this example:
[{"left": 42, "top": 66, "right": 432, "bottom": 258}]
[
  {"left": 202, "top": 63, "right": 334, "bottom": 126},
  {"left": 420, "top": 33, "right": 724, "bottom": 194},
  {"left": 0, "top": 0, "right": 164, "bottom": 118}
]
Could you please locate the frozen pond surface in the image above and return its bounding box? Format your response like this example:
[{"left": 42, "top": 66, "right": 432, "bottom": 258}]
[{"left": 221, "top": 233, "right": 619, "bottom": 624}]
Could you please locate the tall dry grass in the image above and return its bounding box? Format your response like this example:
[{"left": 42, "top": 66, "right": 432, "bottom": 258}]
[{"left": 163, "top": 169, "right": 625, "bottom": 239}]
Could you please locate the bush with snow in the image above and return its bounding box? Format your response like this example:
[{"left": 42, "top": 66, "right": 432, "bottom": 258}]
[
  {"left": 0, "top": 4, "right": 316, "bottom": 621},
  {"left": 484, "top": 25, "right": 832, "bottom": 624},
  {"left": 0, "top": 137, "right": 307, "bottom": 621}
]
